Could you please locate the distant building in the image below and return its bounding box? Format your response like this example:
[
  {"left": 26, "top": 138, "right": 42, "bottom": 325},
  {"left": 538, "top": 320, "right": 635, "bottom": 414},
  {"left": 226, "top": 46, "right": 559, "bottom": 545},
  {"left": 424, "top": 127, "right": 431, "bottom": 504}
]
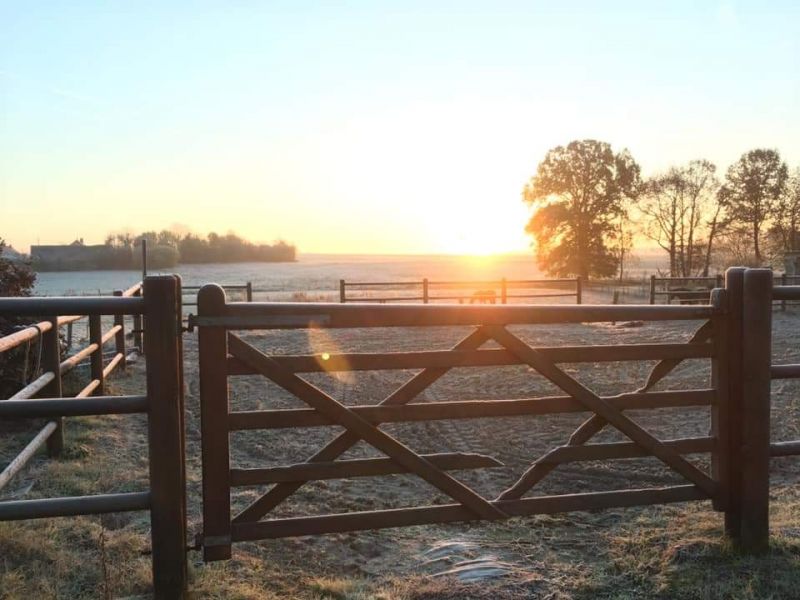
[{"left": 31, "top": 239, "right": 128, "bottom": 271}]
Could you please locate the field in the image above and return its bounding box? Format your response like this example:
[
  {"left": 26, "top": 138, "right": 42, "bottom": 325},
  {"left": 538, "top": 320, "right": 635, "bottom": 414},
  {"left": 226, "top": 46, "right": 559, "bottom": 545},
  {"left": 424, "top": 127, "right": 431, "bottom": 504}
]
[{"left": 2, "top": 308, "right": 800, "bottom": 599}]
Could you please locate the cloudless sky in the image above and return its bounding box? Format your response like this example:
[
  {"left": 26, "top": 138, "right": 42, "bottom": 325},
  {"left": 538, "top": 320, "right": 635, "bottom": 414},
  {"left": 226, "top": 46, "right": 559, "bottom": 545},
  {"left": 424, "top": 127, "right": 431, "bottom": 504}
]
[{"left": 1, "top": 1, "right": 799, "bottom": 254}]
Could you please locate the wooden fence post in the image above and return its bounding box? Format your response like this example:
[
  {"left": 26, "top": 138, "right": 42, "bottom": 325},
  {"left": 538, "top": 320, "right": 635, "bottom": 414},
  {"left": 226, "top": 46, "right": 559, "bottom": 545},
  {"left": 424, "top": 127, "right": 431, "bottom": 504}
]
[
  {"left": 500, "top": 278, "right": 507, "bottom": 304},
  {"left": 576, "top": 276, "right": 583, "bottom": 305},
  {"left": 339, "top": 280, "right": 346, "bottom": 304},
  {"left": 113, "top": 290, "right": 127, "bottom": 369},
  {"left": 715, "top": 268, "right": 744, "bottom": 539},
  {"left": 133, "top": 287, "right": 144, "bottom": 355},
  {"left": 42, "top": 317, "right": 63, "bottom": 456},
  {"left": 246, "top": 281, "right": 253, "bottom": 302},
  {"left": 422, "top": 278, "right": 429, "bottom": 304},
  {"left": 739, "top": 268, "right": 772, "bottom": 553},
  {"left": 89, "top": 314, "right": 105, "bottom": 396},
  {"left": 649, "top": 275, "right": 656, "bottom": 305},
  {"left": 143, "top": 275, "right": 187, "bottom": 598},
  {"left": 198, "top": 284, "right": 232, "bottom": 561}
]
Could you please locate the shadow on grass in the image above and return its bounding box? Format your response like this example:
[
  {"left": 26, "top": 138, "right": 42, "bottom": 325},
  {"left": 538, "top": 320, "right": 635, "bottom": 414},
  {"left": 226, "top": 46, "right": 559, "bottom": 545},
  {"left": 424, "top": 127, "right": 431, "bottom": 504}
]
[{"left": 574, "top": 536, "right": 800, "bottom": 600}]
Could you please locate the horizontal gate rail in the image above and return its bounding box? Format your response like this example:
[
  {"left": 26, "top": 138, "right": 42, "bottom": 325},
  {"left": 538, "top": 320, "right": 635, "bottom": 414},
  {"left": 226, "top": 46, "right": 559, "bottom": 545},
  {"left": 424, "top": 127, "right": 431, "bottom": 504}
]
[
  {"left": 190, "top": 301, "right": 713, "bottom": 330},
  {"left": 228, "top": 389, "right": 715, "bottom": 430},
  {"left": 231, "top": 486, "right": 707, "bottom": 541},
  {"left": 227, "top": 342, "right": 713, "bottom": 374}
]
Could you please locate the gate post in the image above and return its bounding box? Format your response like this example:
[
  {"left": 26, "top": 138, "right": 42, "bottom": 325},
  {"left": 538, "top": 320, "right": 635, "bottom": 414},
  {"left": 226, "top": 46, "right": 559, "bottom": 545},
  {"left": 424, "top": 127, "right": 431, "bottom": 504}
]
[
  {"left": 143, "top": 275, "right": 188, "bottom": 597},
  {"left": 198, "top": 284, "right": 232, "bottom": 561},
  {"left": 739, "top": 268, "right": 772, "bottom": 552},
  {"left": 714, "top": 268, "right": 744, "bottom": 539}
]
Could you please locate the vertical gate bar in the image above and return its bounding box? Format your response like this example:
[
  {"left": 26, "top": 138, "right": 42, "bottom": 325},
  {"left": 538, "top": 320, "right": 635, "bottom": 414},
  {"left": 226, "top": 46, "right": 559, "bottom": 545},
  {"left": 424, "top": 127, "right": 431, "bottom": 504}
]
[
  {"left": 144, "top": 275, "right": 187, "bottom": 597},
  {"left": 246, "top": 281, "right": 253, "bottom": 302},
  {"left": 576, "top": 276, "right": 582, "bottom": 305},
  {"left": 43, "top": 316, "right": 64, "bottom": 456},
  {"left": 740, "top": 268, "right": 772, "bottom": 553},
  {"left": 339, "top": 279, "right": 346, "bottom": 303},
  {"left": 500, "top": 278, "right": 507, "bottom": 304},
  {"left": 422, "top": 278, "right": 429, "bottom": 304},
  {"left": 89, "top": 314, "right": 105, "bottom": 396},
  {"left": 198, "top": 284, "right": 232, "bottom": 561},
  {"left": 719, "top": 268, "right": 744, "bottom": 540},
  {"left": 649, "top": 275, "right": 656, "bottom": 304},
  {"left": 113, "top": 290, "right": 127, "bottom": 369}
]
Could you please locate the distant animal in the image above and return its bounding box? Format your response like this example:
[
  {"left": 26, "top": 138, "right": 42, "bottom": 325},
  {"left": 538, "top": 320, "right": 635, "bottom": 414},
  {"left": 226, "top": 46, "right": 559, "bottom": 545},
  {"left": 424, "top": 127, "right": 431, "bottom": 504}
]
[
  {"left": 469, "top": 289, "right": 497, "bottom": 304},
  {"left": 667, "top": 287, "right": 711, "bottom": 305}
]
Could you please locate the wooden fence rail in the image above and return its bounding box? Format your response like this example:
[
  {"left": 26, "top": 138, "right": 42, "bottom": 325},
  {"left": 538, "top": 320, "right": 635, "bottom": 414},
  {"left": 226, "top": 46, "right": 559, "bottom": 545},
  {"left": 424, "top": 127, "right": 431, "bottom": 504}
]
[
  {"left": 339, "top": 277, "right": 583, "bottom": 304},
  {"left": 0, "top": 277, "right": 186, "bottom": 598}
]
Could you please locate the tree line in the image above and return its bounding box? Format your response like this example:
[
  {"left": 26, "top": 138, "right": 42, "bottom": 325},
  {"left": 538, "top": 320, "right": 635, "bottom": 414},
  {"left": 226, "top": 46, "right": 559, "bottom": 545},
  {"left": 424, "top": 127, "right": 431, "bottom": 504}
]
[
  {"left": 105, "top": 230, "right": 296, "bottom": 267},
  {"left": 523, "top": 140, "right": 799, "bottom": 279}
]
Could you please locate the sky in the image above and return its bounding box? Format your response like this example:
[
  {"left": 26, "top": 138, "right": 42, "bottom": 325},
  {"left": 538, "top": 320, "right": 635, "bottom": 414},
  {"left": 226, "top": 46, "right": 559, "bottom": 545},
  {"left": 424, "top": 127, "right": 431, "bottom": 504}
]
[{"left": 1, "top": 1, "right": 799, "bottom": 255}]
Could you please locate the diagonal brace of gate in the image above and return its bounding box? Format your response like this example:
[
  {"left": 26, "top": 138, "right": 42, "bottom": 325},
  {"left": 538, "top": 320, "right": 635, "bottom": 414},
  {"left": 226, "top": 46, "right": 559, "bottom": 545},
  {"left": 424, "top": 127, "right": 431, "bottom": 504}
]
[
  {"left": 485, "top": 326, "right": 717, "bottom": 500},
  {"left": 234, "top": 327, "right": 492, "bottom": 523},
  {"left": 228, "top": 333, "right": 506, "bottom": 520}
]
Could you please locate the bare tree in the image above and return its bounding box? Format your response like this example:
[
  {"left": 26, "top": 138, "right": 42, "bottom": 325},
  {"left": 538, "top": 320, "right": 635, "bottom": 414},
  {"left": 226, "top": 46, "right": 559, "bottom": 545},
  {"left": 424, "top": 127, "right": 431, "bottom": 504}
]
[{"left": 640, "top": 160, "right": 720, "bottom": 276}]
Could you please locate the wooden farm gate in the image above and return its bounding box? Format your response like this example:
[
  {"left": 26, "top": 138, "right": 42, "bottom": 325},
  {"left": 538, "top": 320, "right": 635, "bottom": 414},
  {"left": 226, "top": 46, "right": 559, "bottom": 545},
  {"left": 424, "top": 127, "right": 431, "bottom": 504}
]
[{"left": 190, "top": 268, "right": 776, "bottom": 562}]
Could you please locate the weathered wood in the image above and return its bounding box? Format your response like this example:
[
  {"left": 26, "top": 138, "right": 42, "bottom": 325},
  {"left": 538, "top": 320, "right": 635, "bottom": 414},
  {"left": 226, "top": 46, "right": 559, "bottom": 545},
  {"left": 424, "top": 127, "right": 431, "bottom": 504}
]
[
  {"left": 233, "top": 328, "right": 491, "bottom": 523},
  {"left": 576, "top": 276, "right": 582, "bottom": 304},
  {"left": 102, "top": 352, "right": 125, "bottom": 378},
  {"left": 228, "top": 334, "right": 506, "bottom": 520},
  {"left": 0, "top": 422, "right": 57, "bottom": 492},
  {"left": 42, "top": 317, "right": 63, "bottom": 456},
  {"left": 0, "top": 296, "right": 143, "bottom": 316},
  {"left": 487, "top": 326, "right": 717, "bottom": 499},
  {"left": 638, "top": 321, "right": 714, "bottom": 393},
  {"left": 9, "top": 371, "right": 55, "bottom": 400},
  {"left": 59, "top": 341, "right": 100, "bottom": 375},
  {"left": 101, "top": 323, "right": 123, "bottom": 345},
  {"left": 721, "top": 268, "right": 744, "bottom": 536},
  {"left": 0, "top": 395, "right": 148, "bottom": 418},
  {"left": 88, "top": 315, "right": 105, "bottom": 396},
  {"left": 0, "top": 319, "right": 53, "bottom": 354},
  {"left": 228, "top": 390, "right": 715, "bottom": 430},
  {"left": 113, "top": 290, "right": 127, "bottom": 369},
  {"left": 739, "top": 268, "right": 772, "bottom": 553},
  {"left": 231, "top": 486, "right": 707, "bottom": 541},
  {"left": 75, "top": 378, "right": 101, "bottom": 398},
  {"left": 772, "top": 285, "right": 800, "bottom": 301},
  {"left": 770, "top": 364, "right": 800, "bottom": 379},
  {"left": 339, "top": 279, "right": 346, "bottom": 303},
  {"left": 198, "top": 284, "right": 232, "bottom": 561},
  {"left": 230, "top": 453, "right": 502, "bottom": 486},
  {"left": 650, "top": 274, "right": 656, "bottom": 304},
  {"left": 537, "top": 436, "right": 713, "bottom": 464},
  {"left": 770, "top": 441, "right": 800, "bottom": 457},
  {"left": 0, "top": 491, "right": 150, "bottom": 521},
  {"left": 227, "top": 343, "right": 713, "bottom": 375},
  {"left": 197, "top": 302, "right": 715, "bottom": 330},
  {"left": 143, "top": 276, "right": 188, "bottom": 597}
]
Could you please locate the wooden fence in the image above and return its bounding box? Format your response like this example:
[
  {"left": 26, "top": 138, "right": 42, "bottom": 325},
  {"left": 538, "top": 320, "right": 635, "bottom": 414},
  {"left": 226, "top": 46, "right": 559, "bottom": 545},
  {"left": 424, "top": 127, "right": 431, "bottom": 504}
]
[
  {"left": 648, "top": 273, "right": 800, "bottom": 306},
  {"left": 5, "top": 267, "right": 800, "bottom": 596},
  {"left": 0, "top": 276, "right": 186, "bottom": 598},
  {"left": 339, "top": 277, "right": 582, "bottom": 304}
]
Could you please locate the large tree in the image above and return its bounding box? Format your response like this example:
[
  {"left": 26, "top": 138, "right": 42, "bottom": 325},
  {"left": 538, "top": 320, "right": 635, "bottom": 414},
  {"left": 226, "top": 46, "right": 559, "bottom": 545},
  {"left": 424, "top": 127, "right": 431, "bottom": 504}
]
[
  {"left": 718, "top": 149, "right": 788, "bottom": 264},
  {"left": 640, "top": 159, "right": 721, "bottom": 277},
  {"left": 522, "top": 140, "right": 640, "bottom": 278},
  {"left": 772, "top": 168, "right": 800, "bottom": 257}
]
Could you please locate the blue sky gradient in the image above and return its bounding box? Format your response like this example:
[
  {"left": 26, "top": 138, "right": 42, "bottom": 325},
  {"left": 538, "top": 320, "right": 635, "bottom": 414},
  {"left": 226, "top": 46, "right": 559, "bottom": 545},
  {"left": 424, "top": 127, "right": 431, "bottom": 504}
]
[{"left": 2, "top": 1, "right": 798, "bottom": 253}]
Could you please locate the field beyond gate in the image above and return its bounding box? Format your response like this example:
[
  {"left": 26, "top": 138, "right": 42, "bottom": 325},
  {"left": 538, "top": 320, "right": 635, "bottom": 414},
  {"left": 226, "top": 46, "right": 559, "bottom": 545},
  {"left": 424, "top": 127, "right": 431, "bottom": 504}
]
[{"left": 191, "top": 283, "right": 735, "bottom": 562}]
